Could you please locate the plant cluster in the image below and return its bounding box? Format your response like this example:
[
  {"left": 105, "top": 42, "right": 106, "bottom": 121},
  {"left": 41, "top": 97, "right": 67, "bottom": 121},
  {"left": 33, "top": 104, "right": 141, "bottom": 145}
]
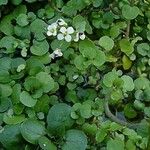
[{"left": 0, "top": 0, "right": 150, "bottom": 150}]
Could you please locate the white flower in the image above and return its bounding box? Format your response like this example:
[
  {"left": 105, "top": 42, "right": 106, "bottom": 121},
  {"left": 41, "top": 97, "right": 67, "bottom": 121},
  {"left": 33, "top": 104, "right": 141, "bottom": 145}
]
[
  {"left": 57, "top": 26, "right": 75, "bottom": 42},
  {"left": 49, "top": 48, "right": 63, "bottom": 59},
  {"left": 74, "top": 32, "right": 86, "bottom": 42},
  {"left": 57, "top": 19, "right": 67, "bottom": 26},
  {"left": 47, "top": 23, "right": 58, "bottom": 36}
]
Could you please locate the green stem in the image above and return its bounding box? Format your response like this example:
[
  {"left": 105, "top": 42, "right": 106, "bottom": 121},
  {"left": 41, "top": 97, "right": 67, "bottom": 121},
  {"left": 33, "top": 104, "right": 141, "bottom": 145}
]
[{"left": 104, "top": 99, "right": 139, "bottom": 129}]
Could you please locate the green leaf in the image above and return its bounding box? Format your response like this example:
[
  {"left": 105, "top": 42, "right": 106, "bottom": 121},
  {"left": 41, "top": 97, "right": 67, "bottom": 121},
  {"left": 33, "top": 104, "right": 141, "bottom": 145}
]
[
  {"left": 30, "top": 19, "right": 47, "bottom": 41},
  {"left": 99, "top": 36, "right": 114, "bottom": 51},
  {"left": 79, "top": 39, "right": 97, "bottom": 59},
  {"left": 20, "top": 91, "right": 37, "bottom": 107},
  {"left": 34, "top": 94, "right": 50, "bottom": 113},
  {"left": 0, "top": 97, "right": 11, "bottom": 112},
  {"left": 11, "top": 84, "right": 21, "bottom": 104},
  {"left": 0, "top": 0, "right": 8, "bottom": 5},
  {"left": 93, "top": 49, "right": 106, "bottom": 67},
  {"left": 96, "top": 128, "right": 107, "bottom": 143},
  {"left": 82, "top": 123, "right": 97, "bottom": 135},
  {"left": 137, "top": 43, "right": 150, "bottom": 57},
  {"left": 93, "top": 0, "right": 103, "bottom": 7},
  {"left": 51, "top": 39, "right": 70, "bottom": 52},
  {"left": 47, "top": 103, "right": 74, "bottom": 135},
  {"left": 0, "top": 14, "right": 14, "bottom": 35},
  {"left": 36, "top": 72, "right": 55, "bottom": 93},
  {"left": 26, "top": 57, "right": 45, "bottom": 76},
  {"left": 122, "top": 5, "right": 139, "bottom": 20},
  {"left": 111, "top": 89, "right": 123, "bottom": 101},
  {"left": 30, "top": 40, "right": 49, "bottom": 56},
  {"left": 24, "top": 77, "right": 43, "bottom": 98},
  {"left": 3, "top": 114, "right": 26, "bottom": 124},
  {"left": 38, "top": 136, "right": 57, "bottom": 150},
  {"left": 124, "top": 104, "right": 137, "bottom": 119},
  {"left": 134, "top": 77, "right": 150, "bottom": 90},
  {"left": 143, "top": 88, "right": 150, "bottom": 101},
  {"left": 110, "top": 26, "right": 120, "bottom": 38},
  {"left": 0, "top": 36, "right": 16, "bottom": 53},
  {"left": 74, "top": 55, "right": 86, "bottom": 70},
  {"left": 16, "top": 14, "right": 29, "bottom": 27},
  {"left": 119, "top": 39, "right": 134, "bottom": 55},
  {"left": 62, "top": 129, "right": 87, "bottom": 150},
  {"left": 123, "top": 128, "right": 141, "bottom": 141},
  {"left": 103, "top": 71, "right": 118, "bottom": 87},
  {"left": 126, "top": 140, "right": 136, "bottom": 150},
  {"left": 80, "top": 103, "right": 91, "bottom": 119},
  {"left": 73, "top": 15, "right": 86, "bottom": 32},
  {"left": 144, "top": 107, "right": 150, "bottom": 117},
  {"left": 0, "top": 84, "right": 12, "bottom": 97},
  {"left": 0, "top": 124, "right": 21, "bottom": 149},
  {"left": 122, "top": 55, "right": 132, "bottom": 70},
  {"left": 11, "top": 0, "right": 23, "bottom": 5},
  {"left": 20, "top": 119, "right": 46, "bottom": 144},
  {"left": 107, "top": 139, "right": 124, "bottom": 150},
  {"left": 121, "top": 75, "right": 134, "bottom": 91}
]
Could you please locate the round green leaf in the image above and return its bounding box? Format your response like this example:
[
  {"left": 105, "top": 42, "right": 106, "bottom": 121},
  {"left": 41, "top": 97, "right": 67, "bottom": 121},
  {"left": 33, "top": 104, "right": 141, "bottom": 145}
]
[
  {"left": 47, "top": 103, "right": 74, "bottom": 135},
  {"left": 20, "top": 119, "right": 46, "bottom": 144},
  {"left": 119, "top": 39, "right": 134, "bottom": 55},
  {"left": 0, "top": 84, "right": 12, "bottom": 97},
  {"left": 0, "top": 0, "right": 8, "bottom": 5},
  {"left": 51, "top": 39, "right": 70, "bottom": 52},
  {"left": 62, "top": 129, "right": 87, "bottom": 150},
  {"left": 99, "top": 36, "right": 114, "bottom": 51},
  {"left": 80, "top": 104, "right": 91, "bottom": 119},
  {"left": 121, "top": 75, "right": 134, "bottom": 91},
  {"left": 16, "top": 14, "right": 29, "bottom": 27},
  {"left": 30, "top": 40, "right": 49, "bottom": 56},
  {"left": 137, "top": 43, "right": 150, "bottom": 57},
  {"left": 30, "top": 19, "right": 47, "bottom": 41},
  {"left": 0, "top": 124, "right": 21, "bottom": 149},
  {"left": 20, "top": 91, "right": 37, "bottom": 107},
  {"left": 24, "top": 77, "right": 43, "bottom": 98},
  {"left": 122, "top": 5, "right": 139, "bottom": 20},
  {"left": 36, "top": 72, "right": 55, "bottom": 93},
  {"left": 0, "top": 97, "right": 11, "bottom": 112},
  {"left": 134, "top": 77, "right": 150, "bottom": 90},
  {"left": 38, "top": 136, "right": 57, "bottom": 150},
  {"left": 107, "top": 139, "right": 124, "bottom": 150}
]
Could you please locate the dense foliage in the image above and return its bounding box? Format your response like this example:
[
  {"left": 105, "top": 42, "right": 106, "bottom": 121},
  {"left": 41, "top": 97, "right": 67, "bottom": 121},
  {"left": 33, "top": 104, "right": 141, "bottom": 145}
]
[{"left": 0, "top": 0, "right": 150, "bottom": 150}]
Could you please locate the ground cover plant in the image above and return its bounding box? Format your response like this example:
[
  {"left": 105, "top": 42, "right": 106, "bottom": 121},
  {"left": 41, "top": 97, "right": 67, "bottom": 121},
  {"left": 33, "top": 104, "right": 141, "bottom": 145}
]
[{"left": 0, "top": 0, "right": 150, "bottom": 149}]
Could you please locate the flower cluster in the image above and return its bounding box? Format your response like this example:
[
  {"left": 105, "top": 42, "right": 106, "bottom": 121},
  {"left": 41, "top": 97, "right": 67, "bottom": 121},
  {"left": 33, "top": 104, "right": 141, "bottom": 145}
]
[{"left": 47, "top": 19, "right": 86, "bottom": 42}]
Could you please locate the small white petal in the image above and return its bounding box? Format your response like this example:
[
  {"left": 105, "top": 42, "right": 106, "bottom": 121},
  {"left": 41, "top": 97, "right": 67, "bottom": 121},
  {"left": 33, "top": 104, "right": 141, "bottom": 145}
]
[
  {"left": 53, "top": 30, "right": 57, "bottom": 36},
  {"left": 49, "top": 53, "right": 55, "bottom": 59},
  {"left": 54, "top": 49, "right": 63, "bottom": 57},
  {"left": 65, "top": 34, "right": 72, "bottom": 42},
  {"left": 47, "top": 25, "right": 52, "bottom": 30},
  {"left": 51, "top": 22, "right": 58, "bottom": 28},
  {"left": 54, "top": 49, "right": 61, "bottom": 55},
  {"left": 60, "top": 27, "right": 67, "bottom": 34},
  {"left": 47, "top": 31, "right": 53, "bottom": 36},
  {"left": 57, "top": 33, "right": 64, "bottom": 40},
  {"left": 57, "top": 19, "right": 67, "bottom": 26},
  {"left": 67, "top": 27, "right": 74, "bottom": 34},
  {"left": 74, "top": 33, "right": 79, "bottom": 42},
  {"left": 56, "top": 52, "right": 63, "bottom": 57},
  {"left": 80, "top": 33, "right": 86, "bottom": 40}
]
